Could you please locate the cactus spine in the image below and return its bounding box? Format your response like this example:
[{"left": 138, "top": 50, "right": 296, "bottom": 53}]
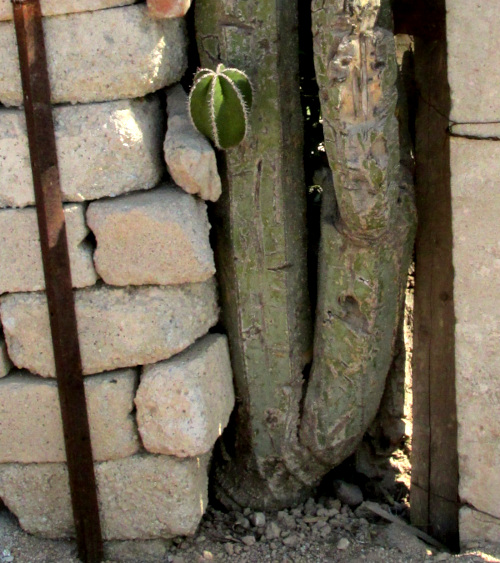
[{"left": 188, "top": 64, "right": 252, "bottom": 150}]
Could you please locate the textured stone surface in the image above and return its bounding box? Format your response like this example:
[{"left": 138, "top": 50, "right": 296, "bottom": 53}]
[
  {"left": 447, "top": 0, "right": 500, "bottom": 122},
  {"left": 452, "top": 139, "right": 500, "bottom": 521},
  {"left": 0, "top": 97, "right": 164, "bottom": 208},
  {"left": 0, "top": 280, "right": 218, "bottom": 377},
  {"left": 0, "top": 369, "right": 139, "bottom": 463},
  {"left": 135, "top": 334, "right": 234, "bottom": 457},
  {"left": 164, "top": 85, "right": 222, "bottom": 202},
  {"left": 0, "top": 337, "right": 12, "bottom": 378},
  {"left": 87, "top": 185, "right": 215, "bottom": 286},
  {"left": 148, "top": 0, "right": 192, "bottom": 18},
  {"left": 0, "top": 4, "right": 187, "bottom": 106},
  {"left": 0, "top": 453, "right": 209, "bottom": 539},
  {"left": 0, "top": 204, "right": 97, "bottom": 293},
  {"left": 460, "top": 507, "right": 500, "bottom": 547},
  {"left": 0, "top": 0, "right": 138, "bottom": 21}
]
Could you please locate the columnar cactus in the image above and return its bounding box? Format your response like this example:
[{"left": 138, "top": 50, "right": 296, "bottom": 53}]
[{"left": 188, "top": 64, "right": 252, "bottom": 150}]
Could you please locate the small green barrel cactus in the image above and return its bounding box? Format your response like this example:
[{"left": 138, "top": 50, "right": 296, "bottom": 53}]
[{"left": 188, "top": 63, "right": 253, "bottom": 150}]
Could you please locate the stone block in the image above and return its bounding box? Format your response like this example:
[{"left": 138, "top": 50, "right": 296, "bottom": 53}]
[
  {"left": 0, "top": 1, "right": 138, "bottom": 21},
  {"left": 87, "top": 185, "right": 215, "bottom": 286},
  {"left": 0, "top": 369, "right": 139, "bottom": 463},
  {"left": 0, "top": 337, "right": 12, "bottom": 378},
  {"left": 0, "top": 4, "right": 187, "bottom": 106},
  {"left": 447, "top": 0, "right": 500, "bottom": 122},
  {"left": 0, "top": 280, "right": 218, "bottom": 377},
  {"left": 0, "top": 453, "right": 209, "bottom": 539},
  {"left": 460, "top": 507, "right": 500, "bottom": 547},
  {"left": 0, "top": 96, "right": 164, "bottom": 208},
  {"left": 147, "top": 0, "right": 192, "bottom": 18},
  {"left": 135, "top": 334, "right": 234, "bottom": 457},
  {"left": 0, "top": 204, "right": 97, "bottom": 293},
  {"left": 451, "top": 139, "right": 500, "bottom": 520},
  {"left": 164, "top": 85, "right": 222, "bottom": 202}
]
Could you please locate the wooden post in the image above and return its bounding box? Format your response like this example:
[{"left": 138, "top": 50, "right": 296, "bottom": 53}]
[
  {"left": 12, "top": 1, "right": 103, "bottom": 560},
  {"left": 410, "top": 0, "right": 460, "bottom": 549}
]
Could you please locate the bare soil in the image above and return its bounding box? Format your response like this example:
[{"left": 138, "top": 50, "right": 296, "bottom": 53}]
[{"left": 1, "top": 492, "right": 499, "bottom": 563}]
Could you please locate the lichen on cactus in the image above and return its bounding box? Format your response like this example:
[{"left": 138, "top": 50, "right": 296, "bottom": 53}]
[{"left": 188, "top": 63, "right": 253, "bottom": 150}]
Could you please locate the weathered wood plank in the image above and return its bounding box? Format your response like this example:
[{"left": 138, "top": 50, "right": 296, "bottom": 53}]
[{"left": 411, "top": 25, "right": 459, "bottom": 549}]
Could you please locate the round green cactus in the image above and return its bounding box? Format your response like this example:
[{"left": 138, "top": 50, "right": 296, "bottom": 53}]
[{"left": 188, "top": 63, "right": 253, "bottom": 150}]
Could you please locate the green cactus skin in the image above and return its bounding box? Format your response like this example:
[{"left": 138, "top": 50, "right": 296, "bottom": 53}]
[{"left": 188, "top": 63, "right": 252, "bottom": 150}]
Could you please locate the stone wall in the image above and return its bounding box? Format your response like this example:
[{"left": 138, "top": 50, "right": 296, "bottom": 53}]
[
  {"left": 447, "top": 0, "right": 500, "bottom": 547},
  {"left": 0, "top": 1, "right": 234, "bottom": 547}
]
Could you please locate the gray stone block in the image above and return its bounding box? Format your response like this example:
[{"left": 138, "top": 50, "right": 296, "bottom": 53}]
[
  {"left": 0, "top": 280, "right": 218, "bottom": 376},
  {"left": 451, "top": 139, "right": 500, "bottom": 521},
  {"left": 0, "top": 204, "right": 97, "bottom": 293},
  {"left": 0, "top": 369, "right": 139, "bottom": 463},
  {"left": 447, "top": 0, "right": 500, "bottom": 122},
  {"left": 0, "top": 1, "right": 138, "bottom": 21},
  {"left": 135, "top": 334, "right": 234, "bottom": 457},
  {"left": 460, "top": 507, "right": 500, "bottom": 548},
  {"left": 164, "top": 85, "right": 222, "bottom": 202},
  {"left": 0, "top": 453, "right": 209, "bottom": 539},
  {"left": 0, "top": 96, "right": 164, "bottom": 208},
  {"left": 0, "top": 337, "right": 12, "bottom": 378},
  {"left": 87, "top": 185, "right": 215, "bottom": 286},
  {"left": 0, "top": 4, "right": 187, "bottom": 106}
]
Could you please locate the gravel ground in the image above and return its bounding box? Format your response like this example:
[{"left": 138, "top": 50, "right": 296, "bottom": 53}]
[{"left": 1, "top": 493, "right": 499, "bottom": 563}]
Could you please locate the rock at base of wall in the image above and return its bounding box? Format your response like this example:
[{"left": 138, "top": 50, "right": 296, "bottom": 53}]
[
  {"left": 460, "top": 507, "right": 500, "bottom": 548},
  {"left": 0, "top": 204, "right": 97, "bottom": 293},
  {"left": 0, "top": 1, "right": 138, "bottom": 21},
  {"left": 87, "top": 185, "right": 215, "bottom": 286},
  {"left": 0, "top": 369, "right": 139, "bottom": 463},
  {"left": 0, "top": 4, "right": 187, "bottom": 106},
  {"left": 0, "top": 453, "right": 209, "bottom": 540},
  {"left": 0, "top": 280, "right": 218, "bottom": 376},
  {"left": 164, "top": 85, "right": 222, "bottom": 202},
  {"left": 0, "top": 97, "right": 164, "bottom": 208},
  {"left": 135, "top": 333, "right": 234, "bottom": 457},
  {"left": 148, "top": 0, "right": 192, "bottom": 19},
  {"left": 0, "top": 338, "right": 12, "bottom": 378}
]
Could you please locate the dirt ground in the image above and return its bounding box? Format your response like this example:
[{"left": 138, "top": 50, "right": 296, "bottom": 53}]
[{"left": 1, "top": 490, "right": 499, "bottom": 563}]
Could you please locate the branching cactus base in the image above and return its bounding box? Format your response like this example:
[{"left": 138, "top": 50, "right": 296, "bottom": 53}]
[{"left": 195, "top": 0, "right": 416, "bottom": 509}]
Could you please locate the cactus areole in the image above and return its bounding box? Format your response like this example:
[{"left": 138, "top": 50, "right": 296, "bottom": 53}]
[{"left": 189, "top": 64, "right": 252, "bottom": 150}]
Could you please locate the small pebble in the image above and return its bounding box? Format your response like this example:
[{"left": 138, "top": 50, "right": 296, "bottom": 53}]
[
  {"left": 265, "top": 521, "right": 281, "bottom": 540},
  {"left": 282, "top": 534, "right": 300, "bottom": 547},
  {"left": 319, "top": 524, "right": 332, "bottom": 538},
  {"left": 224, "top": 543, "right": 234, "bottom": 556},
  {"left": 337, "top": 537, "right": 350, "bottom": 551},
  {"left": 250, "top": 512, "right": 266, "bottom": 527},
  {"left": 241, "top": 535, "right": 256, "bottom": 547},
  {"left": 202, "top": 551, "right": 214, "bottom": 560},
  {"left": 333, "top": 480, "right": 364, "bottom": 507}
]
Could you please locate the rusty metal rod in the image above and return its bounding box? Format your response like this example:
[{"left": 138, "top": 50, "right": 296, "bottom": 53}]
[{"left": 11, "top": 1, "right": 103, "bottom": 561}]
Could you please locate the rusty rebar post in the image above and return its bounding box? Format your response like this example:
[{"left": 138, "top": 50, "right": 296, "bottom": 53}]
[{"left": 11, "top": 1, "right": 103, "bottom": 560}]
